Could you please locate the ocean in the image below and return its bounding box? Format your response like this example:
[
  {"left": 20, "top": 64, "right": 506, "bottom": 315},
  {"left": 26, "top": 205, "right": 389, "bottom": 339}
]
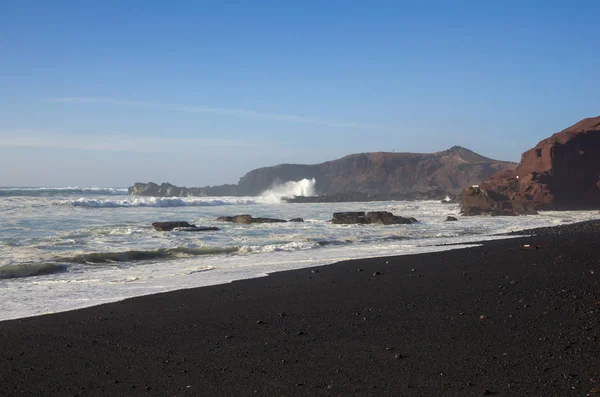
[{"left": 1, "top": 181, "right": 597, "bottom": 322}]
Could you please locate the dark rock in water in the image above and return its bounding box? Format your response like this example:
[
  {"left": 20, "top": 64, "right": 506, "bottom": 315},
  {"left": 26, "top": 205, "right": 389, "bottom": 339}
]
[
  {"left": 175, "top": 227, "right": 220, "bottom": 232},
  {"left": 285, "top": 192, "right": 372, "bottom": 203},
  {"left": 288, "top": 218, "right": 304, "bottom": 222},
  {"left": 152, "top": 222, "right": 219, "bottom": 232},
  {"left": 331, "top": 212, "right": 368, "bottom": 224},
  {"left": 217, "top": 215, "right": 288, "bottom": 224},
  {"left": 445, "top": 216, "right": 458, "bottom": 221},
  {"left": 365, "top": 211, "right": 417, "bottom": 225},
  {"left": 152, "top": 221, "right": 195, "bottom": 231},
  {"left": 284, "top": 190, "right": 458, "bottom": 203},
  {"left": 461, "top": 116, "right": 600, "bottom": 215},
  {"left": 331, "top": 211, "right": 417, "bottom": 225}
]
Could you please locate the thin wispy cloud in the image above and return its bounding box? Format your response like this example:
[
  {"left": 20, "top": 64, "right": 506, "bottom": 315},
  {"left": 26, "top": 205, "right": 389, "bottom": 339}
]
[
  {"left": 47, "top": 97, "right": 387, "bottom": 129},
  {"left": 0, "top": 129, "right": 258, "bottom": 154}
]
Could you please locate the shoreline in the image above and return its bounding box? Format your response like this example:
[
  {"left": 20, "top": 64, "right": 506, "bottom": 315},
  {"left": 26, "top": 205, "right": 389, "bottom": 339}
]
[{"left": 1, "top": 220, "right": 599, "bottom": 396}]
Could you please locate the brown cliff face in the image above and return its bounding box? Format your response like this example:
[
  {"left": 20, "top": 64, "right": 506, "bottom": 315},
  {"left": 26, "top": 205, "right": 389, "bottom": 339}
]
[
  {"left": 462, "top": 116, "right": 600, "bottom": 215},
  {"left": 236, "top": 146, "right": 516, "bottom": 196}
]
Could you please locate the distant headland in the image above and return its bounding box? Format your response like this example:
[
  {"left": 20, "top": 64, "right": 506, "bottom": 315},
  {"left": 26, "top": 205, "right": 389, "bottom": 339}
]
[{"left": 129, "top": 145, "right": 516, "bottom": 201}]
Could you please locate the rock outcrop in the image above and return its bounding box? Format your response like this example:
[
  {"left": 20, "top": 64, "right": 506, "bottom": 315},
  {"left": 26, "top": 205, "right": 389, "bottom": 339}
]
[
  {"left": 462, "top": 116, "right": 600, "bottom": 215},
  {"left": 331, "top": 211, "right": 417, "bottom": 225},
  {"left": 129, "top": 146, "right": 516, "bottom": 198},
  {"left": 216, "top": 215, "right": 288, "bottom": 224}
]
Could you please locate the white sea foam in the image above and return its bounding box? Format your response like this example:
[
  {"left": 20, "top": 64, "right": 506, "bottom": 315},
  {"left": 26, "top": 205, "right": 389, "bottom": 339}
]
[
  {"left": 239, "top": 241, "right": 320, "bottom": 253},
  {"left": 1, "top": 189, "right": 598, "bottom": 321},
  {"left": 0, "top": 186, "right": 128, "bottom": 197},
  {"left": 258, "top": 178, "right": 316, "bottom": 203},
  {"left": 67, "top": 197, "right": 258, "bottom": 208}
]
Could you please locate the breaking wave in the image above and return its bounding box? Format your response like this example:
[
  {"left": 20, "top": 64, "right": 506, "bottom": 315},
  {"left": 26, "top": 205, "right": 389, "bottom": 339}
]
[
  {"left": 239, "top": 241, "right": 320, "bottom": 253},
  {"left": 61, "top": 247, "right": 240, "bottom": 264},
  {"left": 67, "top": 197, "right": 258, "bottom": 208},
  {"left": 0, "top": 263, "right": 68, "bottom": 279},
  {"left": 0, "top": 187, "right": 128, "bottom": 197},
  {"left": 258, "top": 178, "right": 316, "bottom": 204}
]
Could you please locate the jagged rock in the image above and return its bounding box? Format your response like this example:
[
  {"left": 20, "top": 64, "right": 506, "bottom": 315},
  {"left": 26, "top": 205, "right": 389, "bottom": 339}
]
[
  {"left": 445, "top": 216, "right": 458, "bottom": 221},
  {"left": 289, "top": 218, "right": 304, "bottom": 222},
  {"left": 462, "top": 116, "right": 600, "bottom": 215},
  {"left": 331, "top": 211, "right": 417, "bottom": 225},
  {"left": 216, "top": 215, "right": 288, "bottom": 224},
  {"left": 151, "top": 222, "right": 219, "bottom": 232},
  {"left": 461, "top": 186, "right": 538, "bottom": 216}
]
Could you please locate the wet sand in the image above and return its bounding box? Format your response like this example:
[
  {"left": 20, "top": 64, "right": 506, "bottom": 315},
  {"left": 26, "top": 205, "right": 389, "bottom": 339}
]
[{"left": 1, "top": 221, "right": 599, "bottom": 396}]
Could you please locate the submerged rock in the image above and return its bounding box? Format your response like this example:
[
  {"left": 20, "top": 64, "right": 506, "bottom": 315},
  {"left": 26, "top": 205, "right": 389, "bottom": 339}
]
[
  {"left": 289, "top": 218, "right": 304, "bottom": 222},
  {"left": 216, "top": 215, "right": 288, "bottom": 224},
  {"left": 175, "top": 227, "right": 220, "bottom": 232},
  {"left": 331, "top": 211, "right": 417, "bottom": 225},
  {"left": 152, "top": 221, "right": 219, "bottom": 232},
  {"left": 445, "top": 216, "right": 458, "bottom": 221}
]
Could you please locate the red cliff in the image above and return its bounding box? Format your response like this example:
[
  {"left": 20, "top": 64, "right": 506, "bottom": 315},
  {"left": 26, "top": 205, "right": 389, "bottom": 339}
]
[{"left": 462, "top": 116, "right": 600, "bottom": 215}]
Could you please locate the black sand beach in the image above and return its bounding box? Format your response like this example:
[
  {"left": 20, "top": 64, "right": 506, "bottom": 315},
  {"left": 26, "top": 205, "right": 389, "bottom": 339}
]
[{"left": 1, "top": 221, "right": 599, "bottom": 396}]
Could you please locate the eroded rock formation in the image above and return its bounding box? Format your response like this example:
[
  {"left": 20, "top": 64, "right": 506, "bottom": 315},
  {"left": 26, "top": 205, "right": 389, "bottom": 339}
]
[{"left": 462, "top": 116, "right": 600, "bottom": 215}]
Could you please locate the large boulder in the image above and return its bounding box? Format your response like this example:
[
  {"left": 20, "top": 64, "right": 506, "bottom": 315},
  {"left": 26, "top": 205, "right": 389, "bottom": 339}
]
[
  {"left": 216, "top": 215, "right": 288, "bottom": 224},
  {"left": 331, "top": 211, "right": 417, "bottom": 225},
  {"left": 461, "top": 186, "right": 538, "bottom": 216},
  {"left": 365, "top": 211, "right": 417, "bottom": 225},
  {"left": 462, "top": 116, "right": 600, "bottom": 215}
]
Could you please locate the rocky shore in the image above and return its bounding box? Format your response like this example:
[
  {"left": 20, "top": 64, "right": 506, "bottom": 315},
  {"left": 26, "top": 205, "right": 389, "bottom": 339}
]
[{"left": 0, "top": 221, "right": 598, "bottom": 396}]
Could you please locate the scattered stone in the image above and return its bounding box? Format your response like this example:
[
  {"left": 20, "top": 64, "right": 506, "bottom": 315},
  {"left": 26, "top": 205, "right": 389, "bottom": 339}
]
[
  {"left": 311, "top": 269, "right": 319, "bottom": 274},
  {"left": 297, "top": 331, "right": 306, "bottom": 336},
  {"left": 357, "top": 268, "right": 364, "bottom": 272},
  {"left": 394, "top": 353, "right": 404, "bottom": 359},
  {"left": 373, "top": 272, "right": 381, "bottom": 276},
  {"left": 479, "top": 315, "right": 488, "bottom": 320},
  {"left": 256, "top": 320, "right": 264, "bottom": 324}
]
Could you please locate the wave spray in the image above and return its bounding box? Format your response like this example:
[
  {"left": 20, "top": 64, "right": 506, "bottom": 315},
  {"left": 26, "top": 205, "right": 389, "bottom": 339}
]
[{"left": 258, "top": 178, "right": 316, "bottom": 203}]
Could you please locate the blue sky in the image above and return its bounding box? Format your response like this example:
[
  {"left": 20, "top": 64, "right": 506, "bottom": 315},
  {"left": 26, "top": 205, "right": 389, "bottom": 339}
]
[{"left": 1, "top": 1, "right": 598, "bottom": 187}]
